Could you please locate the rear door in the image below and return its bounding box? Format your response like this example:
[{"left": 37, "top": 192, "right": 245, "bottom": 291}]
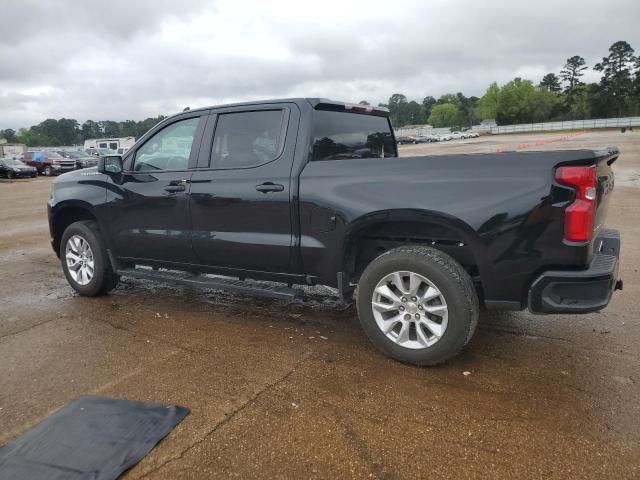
[
  {"left": 104, "top": 113, "right": 207, "bottom": 264},
  {"left": 189, "top": 104, "right": 299, "bottom": 273}
]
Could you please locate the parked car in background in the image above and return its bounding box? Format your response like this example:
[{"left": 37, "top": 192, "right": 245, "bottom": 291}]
[
  {"left": 438, "top": 134, "right": 453, "bottom": 141},
  {"left": 416, "top": 135, "right": 441, "bottom": 143},
  {"left": 58, "top": 151, "right": 98, "bottom": 169},
  {"left": 396, "top": 136, "right": 416, "bottom": 145},
  {"left": 22, "top": 151, "right": 76, "bottom": 176},
  {"left": 0, "top": 157, "right": 37, "bottom": 178},
  {"left": 86, "top": 148, "right": 117, "bottom": 157}
]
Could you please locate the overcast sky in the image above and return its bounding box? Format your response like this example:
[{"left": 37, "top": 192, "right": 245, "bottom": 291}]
[{"left": 1, "top": 0, "right": 638, "bottom": 129}]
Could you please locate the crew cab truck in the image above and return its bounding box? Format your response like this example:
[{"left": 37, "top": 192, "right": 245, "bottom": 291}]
[
  {"left": 23, "top": 151, "right": 76, "bottom": 176},
  {"left": 47, "top": 98, "right": 622, "bottom": 365}
]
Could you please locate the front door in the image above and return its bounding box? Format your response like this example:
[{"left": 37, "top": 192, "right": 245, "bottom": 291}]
[
  {"left": 189, "top": 105, "right": 299, "bottom": 273},
  {"left": 104, "top": 114, "right": 206, "bottom": 264}
]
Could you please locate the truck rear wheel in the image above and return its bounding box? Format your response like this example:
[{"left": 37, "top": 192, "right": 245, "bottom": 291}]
[
  {"left": 356, "top": 246, "right": 478, "bottom": 366},
  {"left": 60, "top": 220, "right": 119, "bottom": 296}
]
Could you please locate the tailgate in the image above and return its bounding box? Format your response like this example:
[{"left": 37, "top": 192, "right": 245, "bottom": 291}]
[{"left": 593, "top": 148, "right": 618, "bottom": 239}]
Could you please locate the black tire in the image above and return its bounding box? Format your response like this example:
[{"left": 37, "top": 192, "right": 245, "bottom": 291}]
[
  {"left": 7, "top": 171, "right": 14, "bottom": 179},
  {"left": 43, "top": 166, "right": 52, "bottom": 176},
  {"left": 356, "top": 246, "right": 479, "bottom": 366},
  {"left": 60, "top": 220, "right": 119, "bottom": 296}
]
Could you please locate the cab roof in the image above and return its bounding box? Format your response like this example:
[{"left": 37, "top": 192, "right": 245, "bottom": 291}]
[{"left": 183, "top": 98, "right": 390, "bottom": 117}]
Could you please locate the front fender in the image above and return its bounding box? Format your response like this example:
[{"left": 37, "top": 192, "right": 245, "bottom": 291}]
[{"left": 48, "top": 172, "right": 109, "bottom": 254}]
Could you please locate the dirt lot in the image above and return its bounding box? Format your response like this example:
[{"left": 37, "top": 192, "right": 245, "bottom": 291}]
[{"left": 1, "top": 130, "right": 639, "bottom": 479}]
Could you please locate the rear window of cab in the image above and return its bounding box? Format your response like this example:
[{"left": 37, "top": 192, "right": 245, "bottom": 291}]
[{"left": 311, "top": 110, "right": 397, "bottom": 161}]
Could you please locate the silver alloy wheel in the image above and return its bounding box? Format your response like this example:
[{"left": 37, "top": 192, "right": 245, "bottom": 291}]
[
  {"left": 65, "top": 235, "right": 95, "bottom": 286},
  {"left": 371, "top": 271, "right": 448, "bottom": 349}
]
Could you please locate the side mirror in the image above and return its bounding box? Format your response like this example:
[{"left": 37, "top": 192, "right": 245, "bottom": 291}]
[{"left": 98, "top": 155, "right": 123, "bottom": 174}]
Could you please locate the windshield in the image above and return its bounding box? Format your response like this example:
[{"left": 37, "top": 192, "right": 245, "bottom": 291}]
[
  {"left": 311, "top": 110, "right": 397, "bottom": 161},
  {"left": 66, "top": 151, "right": 87, "bottom": 158},
  {"left": 3, "top": 159, "right": 24, "bottom": 166},
  {"left": 46, "top": 152, "right": 64, "bottom": 159}
]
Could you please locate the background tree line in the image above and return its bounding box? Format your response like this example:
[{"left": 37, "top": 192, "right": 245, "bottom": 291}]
[
  {"left": 2, "top": 40, "right": 639, "bottom": 145},
  {"left": 0, "top": 116, "right": 165, "bottom": 147},
  {"left": 366, "top": 40, "right": 640, "bottom": 128}
]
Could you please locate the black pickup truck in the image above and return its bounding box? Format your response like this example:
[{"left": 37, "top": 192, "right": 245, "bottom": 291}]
[{"left": 47, "top": 98, "right": 622, "bottom": 365}]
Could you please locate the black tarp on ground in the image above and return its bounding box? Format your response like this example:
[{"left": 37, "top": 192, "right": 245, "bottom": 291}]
[{"left": 0, "top": 395, "right": 189, "bottom": 480}]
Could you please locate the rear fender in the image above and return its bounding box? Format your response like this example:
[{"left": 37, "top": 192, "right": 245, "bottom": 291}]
[{"left": 342, "top": 209, "right": 485, "bottom": 279}]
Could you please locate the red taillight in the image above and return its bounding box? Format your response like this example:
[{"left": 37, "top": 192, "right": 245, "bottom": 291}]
[{"left": 555, "top": 165, "right": 597, "bottom": 242}]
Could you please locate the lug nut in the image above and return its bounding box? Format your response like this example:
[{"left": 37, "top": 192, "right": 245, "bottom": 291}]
[
  {"left": 401, "top": 297, "right": 407, "bottom": 302},
  {"left": 415, "top": 313, "right": 420, "bottom": 320},
  {"left": 411, "top": 296, "right": 417, "bottom": 302},
  {"left": 399, "top": 306, "right": 405, "bottom": 311},
  {"left": 404, "top": 314, "right": 411, "bottom": 321},
  {"left": 418, "top": 305, "right": 423, "bottom": 310}
]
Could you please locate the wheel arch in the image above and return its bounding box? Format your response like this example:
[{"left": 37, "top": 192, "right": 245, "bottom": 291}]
[
  {"left": 50, "top": 201, "right": 99, "bottom": 257},
  {"left": 341, "top": 209, "right": 485, "bottom": 291}
]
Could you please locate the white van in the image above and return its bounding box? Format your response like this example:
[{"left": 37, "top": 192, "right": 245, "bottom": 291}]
[{"left": 84, "top": 137, "right": 136, "bottom": 154}]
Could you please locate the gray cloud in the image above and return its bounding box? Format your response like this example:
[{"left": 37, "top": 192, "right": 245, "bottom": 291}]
[{"left": 0, "top": 0, "right": 638, "bottom": 129}]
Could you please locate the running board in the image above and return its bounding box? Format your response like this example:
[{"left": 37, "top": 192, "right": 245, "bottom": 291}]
[{"left": 116, "top": 268, "right": 305, "bottom": 302}]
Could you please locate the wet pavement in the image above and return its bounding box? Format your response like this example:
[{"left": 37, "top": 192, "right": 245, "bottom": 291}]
[{"left": 1, "top": 130, "right": 639, "bottom": 479}]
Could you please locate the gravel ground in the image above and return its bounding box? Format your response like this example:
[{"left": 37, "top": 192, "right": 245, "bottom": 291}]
[{"left": 1, "top": 129, "right": 639, "bottom": 479}]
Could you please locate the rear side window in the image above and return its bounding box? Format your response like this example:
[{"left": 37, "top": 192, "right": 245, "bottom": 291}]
[
  {"left": 312, "top": 110, "right": 396, "bottom": 161},
  {"left": 211, "top": 110, "right": 285, "bottom": 169}
]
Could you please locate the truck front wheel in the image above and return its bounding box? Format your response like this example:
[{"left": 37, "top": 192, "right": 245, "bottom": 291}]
[
  {"left": 356, "top": 246, "right": 478, "bottom": 365},
  {"left": 60, "top": 220, "right": 120, "bottom": 296}
]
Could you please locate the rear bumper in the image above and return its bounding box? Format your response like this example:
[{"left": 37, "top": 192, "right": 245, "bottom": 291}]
[{"left": 528, "top": 229, "right": 622, "bottom": 314}]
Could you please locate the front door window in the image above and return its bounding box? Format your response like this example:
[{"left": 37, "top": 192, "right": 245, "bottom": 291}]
[{"left": 134, "top": 118, "right": 200, "bottom": 172}]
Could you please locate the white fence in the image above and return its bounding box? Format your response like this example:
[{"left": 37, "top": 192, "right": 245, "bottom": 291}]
[
  {"left": 489, "top": 117, "right": 640, "bottom": 134},
  {"left": 395, "top": 117, "right": 640, "bottom": 137}
]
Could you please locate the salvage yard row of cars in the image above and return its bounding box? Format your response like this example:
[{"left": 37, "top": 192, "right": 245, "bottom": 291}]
[
  {"left": 396, "top": 130, "right": 480, "bottom": 144},
  {"left": 0, "top": 149, "right": 104, "bottom": 178}
]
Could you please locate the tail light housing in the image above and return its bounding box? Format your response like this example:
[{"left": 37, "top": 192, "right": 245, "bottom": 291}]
[{"left": 555, "top": 165, "right": 597, "bottom": 242}]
